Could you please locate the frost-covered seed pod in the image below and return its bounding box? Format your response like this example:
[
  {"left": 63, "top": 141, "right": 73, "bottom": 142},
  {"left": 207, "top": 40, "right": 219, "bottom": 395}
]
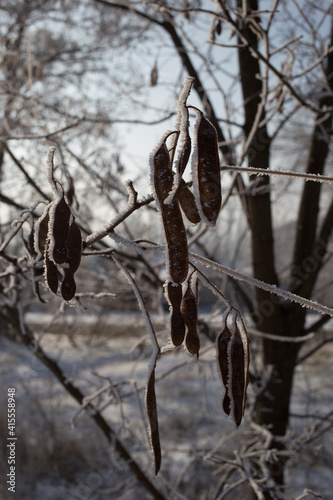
[
  {"left": 49, "top": 193, "right": 71, "bottom": 264},
  {"left": 179, "top": 181, "right": 201, "bottom": 225},
  {"left": 150, "top": 137, "right": 189, "bottom": 285},
  {"left": 61, "top": 219, "right": 82, "bottom": 301},
  {"left": 166, "top": 281, "right": 186, "bottom": 346},
  {"left": 192, "top": 110, "right": 221, "bottom": 226},
  {"left": 216, "top": 314, "right": 249, "bottom": 427},
  {"left": 216, "top": 325, "right": 232, "bottom": 415},
  {"left": 181, "top": 281, "right": 200, "bottom": 355}
]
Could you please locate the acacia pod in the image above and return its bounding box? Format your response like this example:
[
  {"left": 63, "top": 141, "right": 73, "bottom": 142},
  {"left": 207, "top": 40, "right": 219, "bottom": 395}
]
[
  {"left": 216, "top": 314, "right": 249, "bottom": 427},
  {"left": 192, "top": 110, "right": 221, "bottom": 226},
  {"left": 230, "top": 327, "right": 247, "bottom": 427},
  {"left": 151, "top": 139, "right": 189, "bottom": 284},
  {"left": 216, "top": 325, "right": 232, "bottom": 415},
  {"left": 181, "top": 281, "right": 200, "bottom": 356},
  {"left": 34, "top": 206, "right": 50, "bottom": 259},
  {"left": 146, "top": 369, "right": 161, "bottom": 475},
  {"left": 60, "top": 219, "right": 82, "bottom": 301},
  {"left": 49, "top": 192, "right": 71, "bottom": 264},
  {"left": 45, "top": 250, "right": 58, "bottom": 294},
  {"left": 179, "top": 181, "right": 201, "bottom": 225},
  {"left": 166, "top": 282, "right": 185, "bottom": 346},
  {"left": 61, "top": 271, "right": 76, "bottom": 301},
  {"left": 178, "top": 128, "right": 192, "bottom": 176}
]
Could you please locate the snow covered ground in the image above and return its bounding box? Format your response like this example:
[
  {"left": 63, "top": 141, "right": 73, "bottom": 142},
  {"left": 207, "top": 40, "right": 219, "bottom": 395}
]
[{"left": 0, "top": 312, "right": 332, "bottom": 499}]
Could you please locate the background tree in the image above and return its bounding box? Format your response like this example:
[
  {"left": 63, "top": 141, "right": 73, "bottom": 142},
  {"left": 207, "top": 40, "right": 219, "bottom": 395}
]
[{"left": 1, "top": 1, "right": 333, "bottom": 499}]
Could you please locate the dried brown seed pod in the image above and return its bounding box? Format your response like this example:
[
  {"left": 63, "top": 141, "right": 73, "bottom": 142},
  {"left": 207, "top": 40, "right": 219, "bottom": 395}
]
[
  {"left": 150, "top": 136, "right": 189, "bottom": 284},
  {"left": 34, "top": 205, "right": 51, "bottom": 260},
  {"left": 60, "top": 219, "right": 82, "bottom": 301},
  {"left": 191, "top": 109, "right": 222, "bottom": 227},
  {"left": 146, "top": 369, "right": 161, "bottom": 475},
  {"left": 216, "top": 313, "right": 249, "bottom": 427},
  {"left": 61, "top": 271, "right": 76, "bottom": 301},
  {"left": 216, "top": 325, "right": 232, "bottom": 415},
  {"left": 178, "top": 128, "right": 192, "bottom": 176},
  {"left": 181, "top": 279, "right": 200, "bottom": 356},
  {"left": 166, "top": 281, "right": 186, "bottom": 346},
  {"left": 49, "top": 192, "right": 71, "bottom": 264},
  {"left": 230, "top": 327, "right": 247, "bottom": 427},
  {"left": 179, "top": 181, "right": 201, "bottom": 225},
  {"left": 45, "top": 247, "right": 59, "bottom": 294}
]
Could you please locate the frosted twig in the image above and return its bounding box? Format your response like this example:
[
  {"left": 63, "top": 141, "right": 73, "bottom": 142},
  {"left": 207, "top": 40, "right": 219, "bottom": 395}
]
[
  {"left": 189, "top": 251, "right": 333, "bottom": 318},
  {"left": 222, "top": 165, "right": 333, "bottom": 184}
]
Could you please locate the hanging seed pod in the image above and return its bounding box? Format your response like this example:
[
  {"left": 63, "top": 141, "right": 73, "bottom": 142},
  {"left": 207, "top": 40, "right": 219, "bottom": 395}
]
[
  {"left": 34, "top": 205, "right": 51, "bottom": 260},
  {"left": 48, "top": 192, "right": 71, "bottom": 264},
  {"left": 216, "top": 325, "right": 232, "bottom": 416},
  {"left": 216, "top": 313, "right": 249, "bottom": 427},
  {"left": 150, "top": 136, "right": 189, "bottom": 284},
  {"left": 166, "top": 281, "right": 186, "bottom": 346},
  {"left": 179, "top": 181, "right": 201, "bottom": 225},
  {"left": 61, "top": 219, "right": 82, "bottom": 301},
  {"left": 178, "top": 128, "right": 192, "bottom": 176},
  {"left": 45, "top": 247, "right": 59, "bottom": 294},
  {"left": 146, "top": 369, "right": 161, "bottom": 474},
  {"left": 191, "top": 109, "right": 221, "bottom": 227},
  {"left": 181, "top": 279, "right": 200, "bottom": 356}
]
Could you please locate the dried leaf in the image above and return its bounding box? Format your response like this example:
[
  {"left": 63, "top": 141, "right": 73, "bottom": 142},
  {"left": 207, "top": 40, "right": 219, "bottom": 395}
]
[
  {"left": 166, "top": 281, "right": 186, "bottom": 346},
  {"left": 192, "top": 110, "right": 222, "bottom": 226}
]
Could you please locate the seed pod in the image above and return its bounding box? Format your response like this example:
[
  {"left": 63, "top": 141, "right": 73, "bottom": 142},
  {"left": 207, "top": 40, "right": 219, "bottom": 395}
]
[
  {"left": 45, "top": 248, "right": 59, "bottom": 294},
  {"left": 49, "top": 192, "right": 71, "bottom": 264},
  {"left": 216, "top": 325, "right": 232, "bottom": 415},
  {"left": 181, "top": 280, "right": 200, "bottom": 356},
  {"left": 34, "top": 205, "right": 51, "bottom": 260},
  {"left": 192, "top": 109, "right": 221, "bottom": 226},
  {"left": 216, "top": 313, "right": 249, "bottom": 427},
  {"left": 166, "top": 281, "right": 185, "bottom": 346},
  {"left": 150, "top": 137, "right": 189, "bottom": 284},
  {"left": 61, "top": 219, "right": 82, "bottom": 301},
  {"left": 178, "top": 128, "right": 192, "bottom": 176},
  {"left": 179, "top": 181, "right": 201, "bottom": 225},
  {"left": 146, "top": 369, "right": 161, "bottom": 475},
  {"left": 230, "top": 327, "right": 247, "bottom": 427}
]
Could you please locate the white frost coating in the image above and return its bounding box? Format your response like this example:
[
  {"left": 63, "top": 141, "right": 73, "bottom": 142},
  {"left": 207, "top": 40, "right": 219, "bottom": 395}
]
[
  {"left": 189, "top": 251, "right": 333, "bottom": 318},
  {"left": 165, "top": 78, "right": 194, "bottom": 205},
  {"left": 46, "top": 198, "right": 60, "bottom": 263},
  {"left": 46, "top": 147, "right": 62, "bottom": 196},
  {"left": 33, "top": 203, "right": 52, "bottom": 260}
]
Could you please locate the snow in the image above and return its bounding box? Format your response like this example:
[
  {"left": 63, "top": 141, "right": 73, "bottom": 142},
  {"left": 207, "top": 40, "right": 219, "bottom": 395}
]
[{"left": 1, "top": 312, "right": 333, "bottom": 499}]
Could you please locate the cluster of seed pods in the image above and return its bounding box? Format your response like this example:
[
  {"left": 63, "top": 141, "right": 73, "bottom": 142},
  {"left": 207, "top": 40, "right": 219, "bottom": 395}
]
[
  {"left": 150, "top": 78, "right": 249, "bottom": 429},
  {"left": 34, "top": 148, "right": 82, "bottom": 302},
  {"left": 150, "top": 77, "right": 221, "bottom": 358}
]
